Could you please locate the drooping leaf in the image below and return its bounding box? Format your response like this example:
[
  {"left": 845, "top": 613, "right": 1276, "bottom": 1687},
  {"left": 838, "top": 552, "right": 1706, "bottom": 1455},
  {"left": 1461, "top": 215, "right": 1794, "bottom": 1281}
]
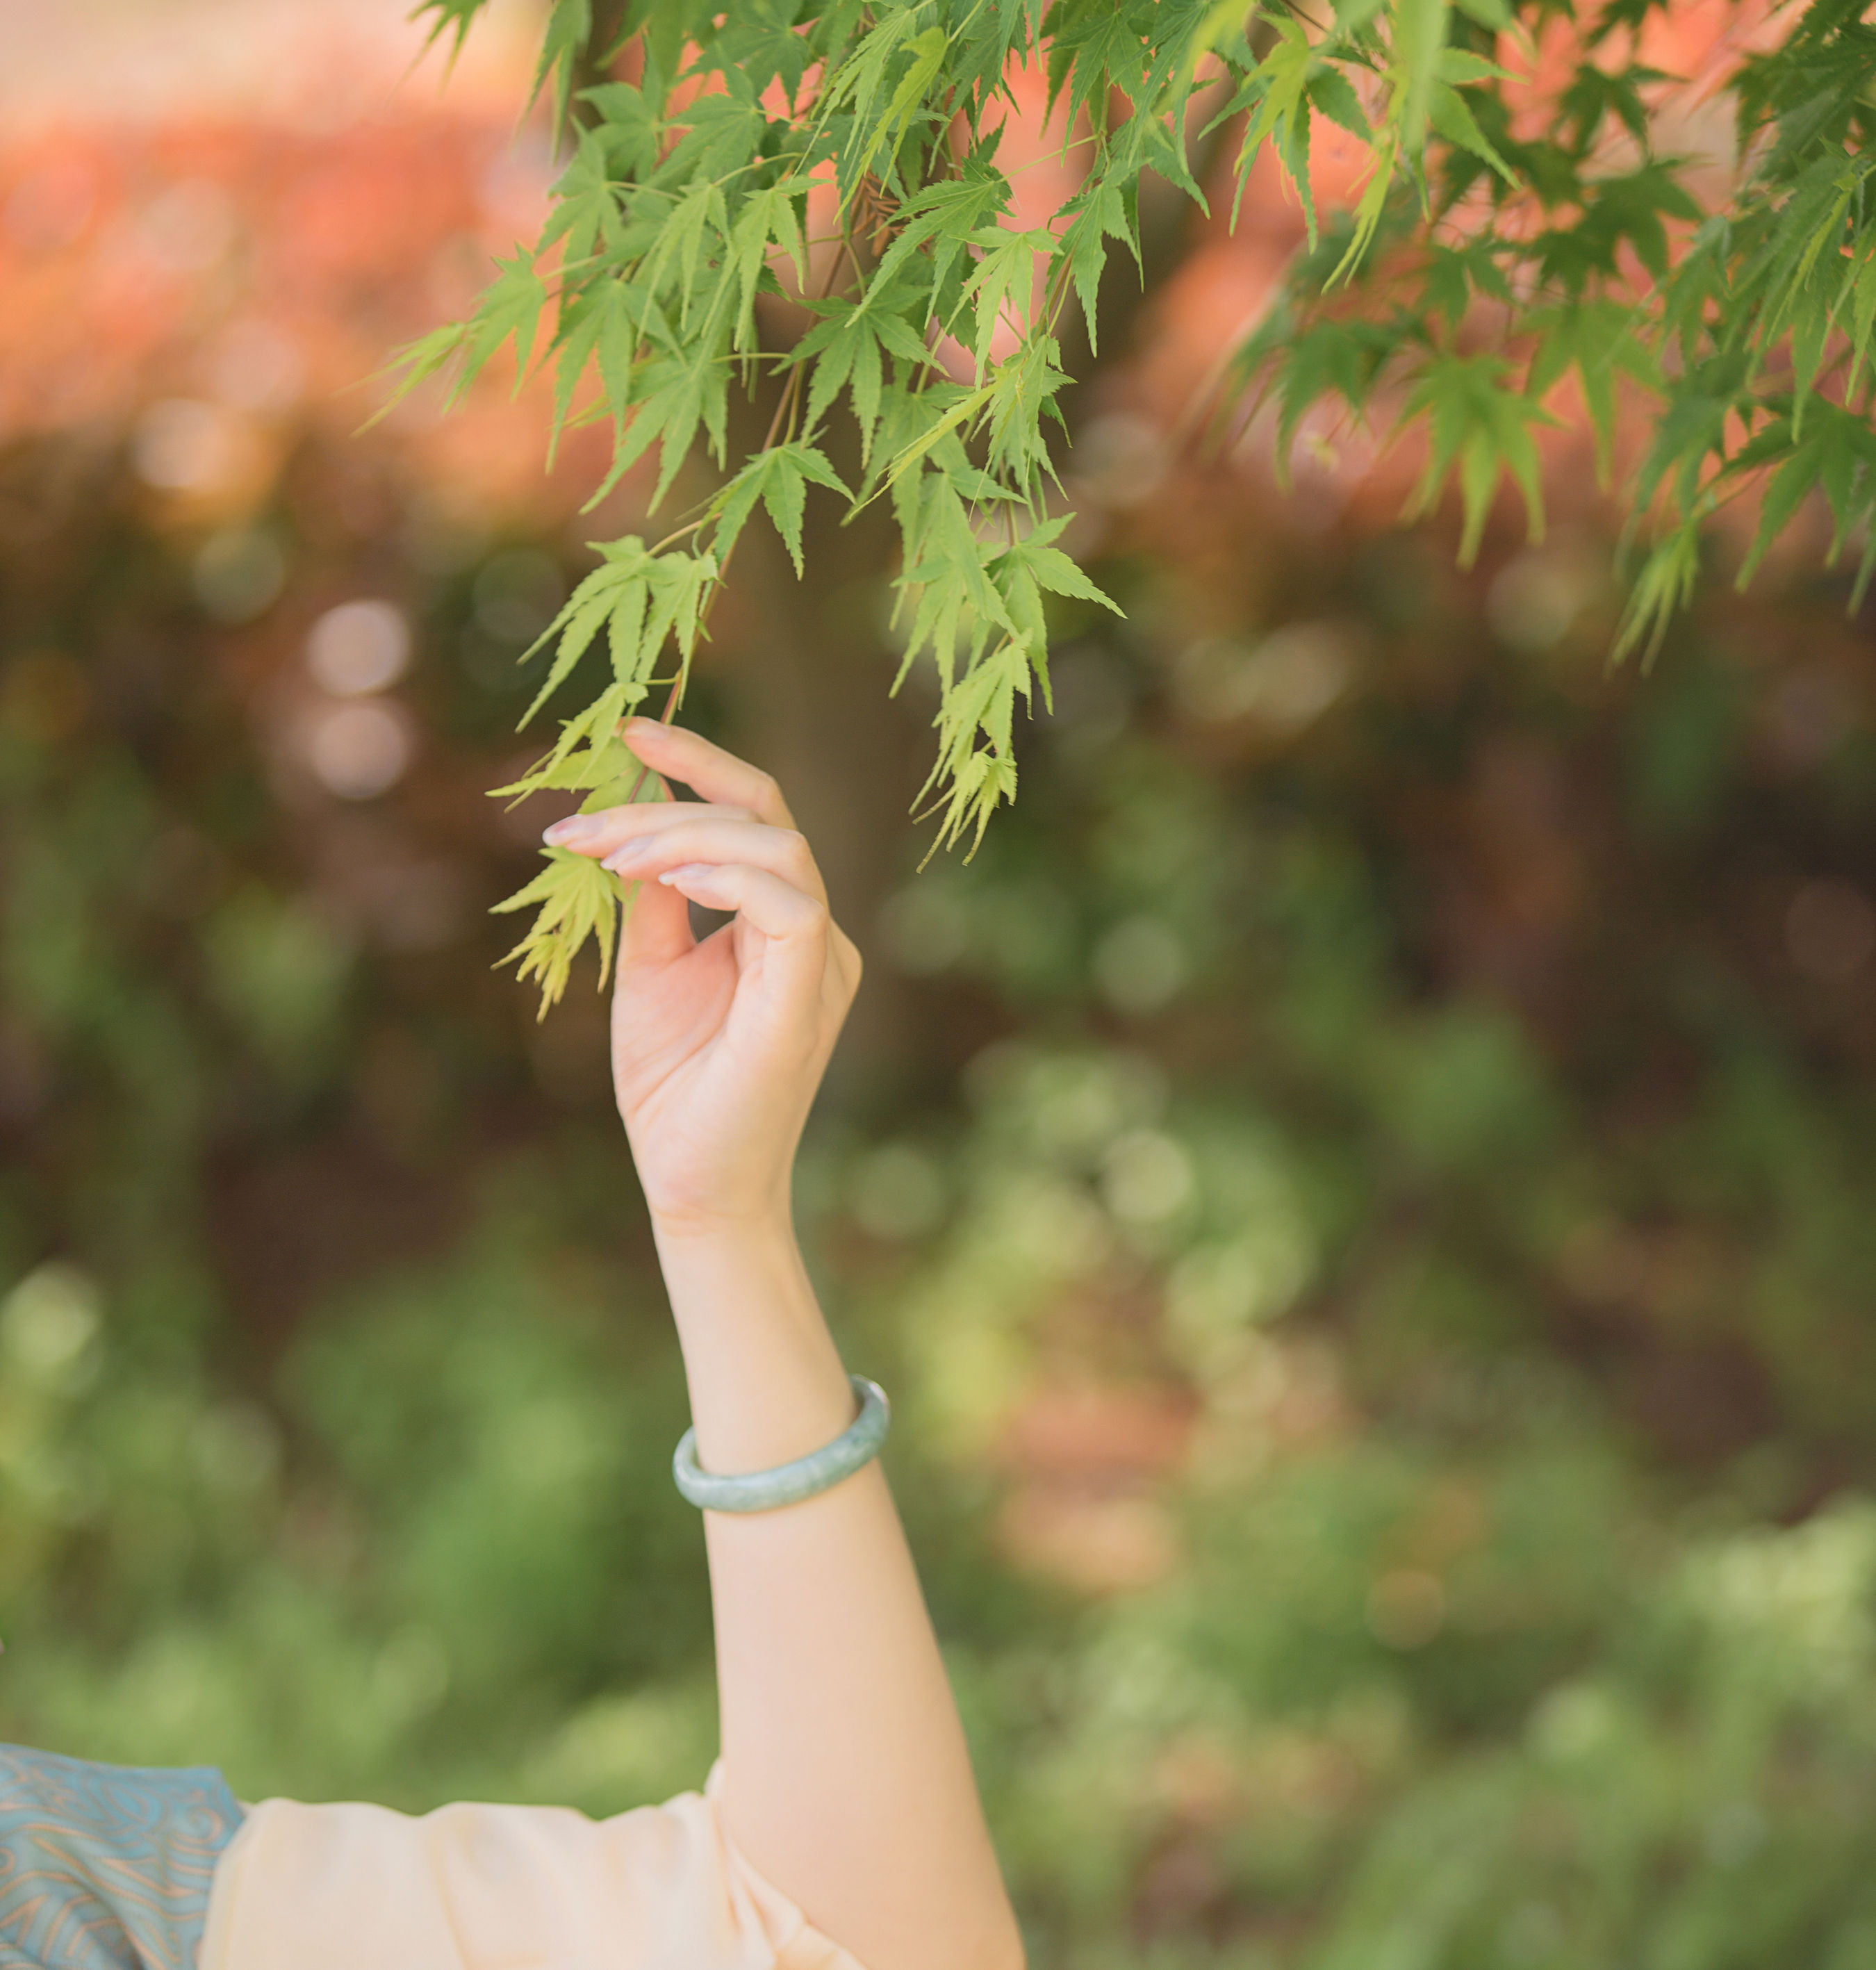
[
  {"left": 1397, "top": 353, "right": 1556, "bottom": 566},
  {"left": 488, "top": 848, "right": 625, "bottom": 1017},
  {"left": 707, "top": 443, "right": 853, "bottom": 576}
]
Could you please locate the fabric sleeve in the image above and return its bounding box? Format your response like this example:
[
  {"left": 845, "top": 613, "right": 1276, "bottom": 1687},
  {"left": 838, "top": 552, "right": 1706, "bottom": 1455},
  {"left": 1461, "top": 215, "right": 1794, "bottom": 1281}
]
[{"left": 197, "top": 1762, "right": 869, "bottom": 1970}]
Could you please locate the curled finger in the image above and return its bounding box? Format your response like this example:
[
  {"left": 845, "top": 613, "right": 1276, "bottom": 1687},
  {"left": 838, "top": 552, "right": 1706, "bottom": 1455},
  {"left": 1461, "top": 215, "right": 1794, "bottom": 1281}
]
[
  {"left": 657, "top": 861, "right": 835, "bottom": 1031},
  {"left": 542, "top": 799, "right": 757, "bottom": 857},
  {"left": 617, "top": 718, "right": 796, "bottom": 828},
  {"left": 598, "top": 816, "right": 826, "bottom": 902}
]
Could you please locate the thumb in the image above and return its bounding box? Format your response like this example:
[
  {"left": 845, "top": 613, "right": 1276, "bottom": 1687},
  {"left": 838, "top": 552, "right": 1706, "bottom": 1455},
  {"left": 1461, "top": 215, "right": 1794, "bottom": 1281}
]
[{"left": 616, "top": 870, "right": 695, "bottom": 971}]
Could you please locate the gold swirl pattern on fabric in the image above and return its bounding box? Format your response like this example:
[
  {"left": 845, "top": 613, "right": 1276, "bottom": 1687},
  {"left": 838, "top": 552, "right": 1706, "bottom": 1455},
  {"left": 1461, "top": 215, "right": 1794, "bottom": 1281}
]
[{"left": 0, "top": 1743, "right": 245, "bottom": 1970}]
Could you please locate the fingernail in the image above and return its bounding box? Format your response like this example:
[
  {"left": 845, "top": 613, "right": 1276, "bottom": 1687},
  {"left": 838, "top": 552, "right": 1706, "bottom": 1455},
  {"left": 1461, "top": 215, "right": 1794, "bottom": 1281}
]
[
  {"left": 658, "top": 864, "right": 711, "bottom": 887},
  {"left": 600, "top": 837, "right": 652, "bottom": 871},
  {"left": 543, "top": 814, "right": 597, "bottom": 845}
]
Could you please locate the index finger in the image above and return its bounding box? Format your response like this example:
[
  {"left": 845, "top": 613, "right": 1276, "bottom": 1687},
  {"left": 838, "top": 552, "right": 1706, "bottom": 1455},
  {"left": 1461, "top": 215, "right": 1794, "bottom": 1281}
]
[{"left": 618, "top": 718, "right": 795, "bottom": 828}]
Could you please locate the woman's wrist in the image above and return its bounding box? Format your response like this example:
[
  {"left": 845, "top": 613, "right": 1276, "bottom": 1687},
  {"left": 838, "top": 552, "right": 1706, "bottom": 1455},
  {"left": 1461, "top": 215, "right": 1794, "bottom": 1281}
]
[
  {"left": 648, "top": 1201, "right": 798, "bottom": 1263},
  {"left": 652, "top": 1206, "right": 857, "bottom": 1475},
  {"left": 653, "top": 1212, "right": 823, "bottom": 1343}
]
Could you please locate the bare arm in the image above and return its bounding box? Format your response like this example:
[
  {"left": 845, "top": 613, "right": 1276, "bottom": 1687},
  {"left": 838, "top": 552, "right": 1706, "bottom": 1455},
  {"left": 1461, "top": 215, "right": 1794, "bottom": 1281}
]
[{"left": 543, "top": 717, "right": 1023, "bottom": 1970}]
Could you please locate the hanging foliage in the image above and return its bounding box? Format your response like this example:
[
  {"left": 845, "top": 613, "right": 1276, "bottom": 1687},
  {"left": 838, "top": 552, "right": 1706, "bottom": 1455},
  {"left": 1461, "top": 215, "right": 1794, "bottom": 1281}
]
[{"left": 397, "top": 0, "right": 1875, "bottom": 1013}]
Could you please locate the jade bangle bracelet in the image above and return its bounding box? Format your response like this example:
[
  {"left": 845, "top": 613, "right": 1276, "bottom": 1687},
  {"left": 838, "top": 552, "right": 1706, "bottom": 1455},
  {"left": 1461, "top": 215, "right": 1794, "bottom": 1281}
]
[{"left": 672, "top": 1373, "right": 891, "bottom": 1512}]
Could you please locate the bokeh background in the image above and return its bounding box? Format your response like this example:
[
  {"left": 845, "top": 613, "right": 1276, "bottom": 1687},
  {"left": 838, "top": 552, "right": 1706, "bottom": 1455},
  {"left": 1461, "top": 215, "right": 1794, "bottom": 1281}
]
[{"left": 6, "top": 3, "right": 1876, "bottom": 1964}]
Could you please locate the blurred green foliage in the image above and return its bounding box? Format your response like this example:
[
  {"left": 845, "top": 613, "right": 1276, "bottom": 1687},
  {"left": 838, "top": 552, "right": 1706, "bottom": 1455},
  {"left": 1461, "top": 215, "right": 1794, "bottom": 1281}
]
[{"left": 5, "top": 379, "right": 1876, "bottom": 1970}]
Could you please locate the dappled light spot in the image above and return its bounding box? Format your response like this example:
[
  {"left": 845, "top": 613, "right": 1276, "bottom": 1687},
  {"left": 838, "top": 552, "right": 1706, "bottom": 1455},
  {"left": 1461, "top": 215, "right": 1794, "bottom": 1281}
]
[
  {"left": 302, "top": 698, "right": 412, "bottom": 798},
  {"left": 1501, "top": 1902, "right": 1565, "bottom": 1962},
  {"left": 0, "top": 1261, "right": 103, "bottom": 1388},
  {"left": 1703, "top": 1800, "right": 1768, "bottom": 1867},
  {"left": 1092, "top": 915, "right": 1187, "bottom": 1017},
  {"left": 194, "top": 527, "right": 286, "bottom": 622},
  {"left": 1148, "top": 1735, "right": 1245, "bottom": 1831},
  {"left": 1165, "top": 1225, "right": 1314, "bottom": 1375},
  {"left": 1174, "top": 622, "right": 1356, "bottom": 733},
  {"left": 1099, "top": 1129, "right": 1196, "bottom": 1227},
  {"left": 1488, "top": 543, "right": 1604, "bottom": 653},
  {"left": 305, "top": 599, "right": 411, "bottom": 696},
  {"left": 131, "top": 397, "right": 252, "bottom": 493},
  {"left": 1527, "top": 1681, "right": 1625, "bottom": 1768},
  {"left": 1066, "top": 412, "right": 1170, "bottom": 513},
  {"left": 1195, "top": 1337, "right": 1349, "bottom": 1461},
  {"left": 521, "top": 1684, "right": 721, "bottom": 1816},
  {"left": 204, "top": 317, "right": 306, "bottom": 414}
]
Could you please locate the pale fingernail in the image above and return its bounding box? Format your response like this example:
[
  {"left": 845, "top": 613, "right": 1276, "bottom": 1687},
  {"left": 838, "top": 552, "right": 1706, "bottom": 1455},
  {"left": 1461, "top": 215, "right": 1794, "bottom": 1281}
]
[
  {"left": 600, "top": 837, "right": 652, "bottom": 871},
  {"left": 659, "top": 864, "right": 713, "bottom": 887},
  {"left": 543, "top": 814, "right": 597, "bottom": 845}
]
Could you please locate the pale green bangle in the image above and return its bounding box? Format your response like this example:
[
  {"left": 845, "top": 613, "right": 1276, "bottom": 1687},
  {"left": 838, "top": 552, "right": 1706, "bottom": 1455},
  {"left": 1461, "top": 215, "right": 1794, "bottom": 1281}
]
[{"left": 672, "top": 1374, "right": 891, "bottom": 1513}]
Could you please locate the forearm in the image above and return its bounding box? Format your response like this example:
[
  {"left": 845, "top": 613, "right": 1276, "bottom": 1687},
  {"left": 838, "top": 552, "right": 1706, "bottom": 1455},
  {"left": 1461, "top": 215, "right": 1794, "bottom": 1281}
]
[{"left": 655, "top": 1217, "right": 1023, "bottom": 1970}]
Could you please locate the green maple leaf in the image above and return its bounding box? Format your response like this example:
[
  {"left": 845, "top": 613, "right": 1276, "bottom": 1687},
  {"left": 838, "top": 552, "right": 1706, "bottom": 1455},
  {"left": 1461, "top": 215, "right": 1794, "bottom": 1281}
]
[
  {"left": 576, "top": 82, "right": 661, "bottom": 179},
  {"left": 1389, "top": 0, "right": 1451, "bottom": 158},
  {"left": 915, "top": 634, "right": 1033, "bottom": 858},
  {"left": 513, "top": 540, "right": 719, "bottom": 731},
  {"left": 891, "top": 468, "right": 1020, "bottom": 690},
  {"left": 873, "top": 164, "right": 1016, "bottom": 307},
  {"left": 1229, "top": 22, "right": 1318, "bottom": 240},
  {"left": 982, "top": 335, "right": 1071, "bottom": 491},
  {"left": 1612, "top": 511, "right": 1705, "bottom": 666},
  {"left": 527, "top": 0, "right": 598, "bottom": 135},
  {"left": 1525, "top": 299, "right": 1657, "bottom": 486},
  {"left": 549, "top": 277, "right": 652, "bottom": 463},
  {"left": 463, "top": 247, "right": 548, "bottom": 393},
  {"left": 709, "top": 443, "right": 853, "bottom": 575},
  {"left": 1058, "top": 174, "right": 1141, "bottom": 356},
  {"left": 579, "top": 346, "right": 729, "bottom": 516},
  {"left": 1429, "top": 83, "right": 1517, "bottom": 188},
  {"left": 1042, "top": 0, "right": 1151, "bottom": 136},
  {"left": 409, "top": 0, "right": 491, "bottom": 65},
  {"left": 1399, "top": 353, "right": 1555, "bottom": 567},
  {"left": 792, "top": 286, "right": 935, "bottom": 465},
  {"left": 1729, "top": 399, "right": 1876, "bottom": 586},
  {"left": 655, "top": 83, "right": 771, "bottom": 190},
  {"left": 956, "top": 225, "right": 1057, "bottom": 376},
  {"left": 359, "top": 320, "right": 468, "bottom": 429},
  {"left": 1253, "top": 316, "right": 1401, "bottom": 479},
  {"left": 988, "top": 514, "right": 1123, "bottom": 707},
  {"left": 490, "top": 849, "right": 625, "bottom": 1019},
  {"left": 719, "top": 181, "right": 809, "bottom": 357}
]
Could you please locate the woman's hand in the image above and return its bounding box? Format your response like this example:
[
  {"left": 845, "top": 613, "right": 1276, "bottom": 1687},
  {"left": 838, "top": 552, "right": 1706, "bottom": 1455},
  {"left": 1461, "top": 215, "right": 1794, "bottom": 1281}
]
[{"left": 540, "top": 718, "right": 861, "bottom": 1242}]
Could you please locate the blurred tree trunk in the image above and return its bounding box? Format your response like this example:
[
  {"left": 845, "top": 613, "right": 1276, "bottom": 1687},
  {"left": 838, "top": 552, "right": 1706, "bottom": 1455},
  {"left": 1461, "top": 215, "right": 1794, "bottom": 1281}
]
[{"left": 707, "top": 362, "right": 931, "bottom": 1117}]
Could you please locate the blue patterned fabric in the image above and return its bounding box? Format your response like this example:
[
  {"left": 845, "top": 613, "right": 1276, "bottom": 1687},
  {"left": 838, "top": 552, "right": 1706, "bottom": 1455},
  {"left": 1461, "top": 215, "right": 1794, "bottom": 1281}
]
[{"left": 0, "top": 1745, "right": 245, "bottom": 1970}]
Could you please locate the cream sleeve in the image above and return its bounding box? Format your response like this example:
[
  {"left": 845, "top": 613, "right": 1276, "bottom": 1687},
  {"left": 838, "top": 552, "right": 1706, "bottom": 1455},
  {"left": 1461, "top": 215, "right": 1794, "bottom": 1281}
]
[{"left": 197, "top": 1761, "right": 866, "bottom": 1970}]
